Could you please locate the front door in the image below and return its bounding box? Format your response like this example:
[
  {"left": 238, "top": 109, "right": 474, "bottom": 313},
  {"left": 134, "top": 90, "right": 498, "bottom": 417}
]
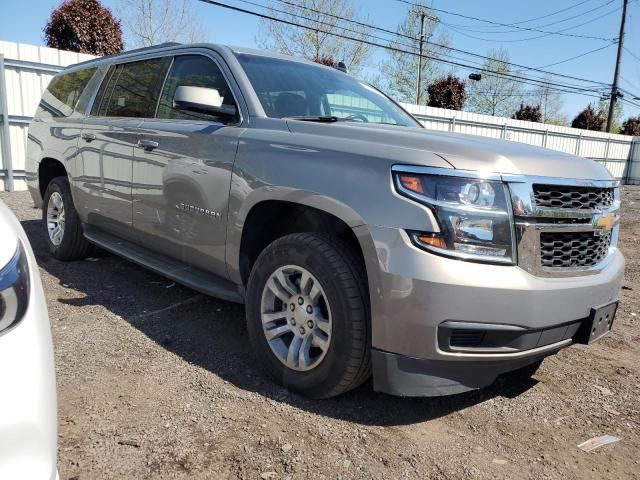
[
  {"left": 132, "top": 54, "right": 242, "bottom": 277},
  {"left": 77, "top": 57, "right": 171, "bottom": 240}
]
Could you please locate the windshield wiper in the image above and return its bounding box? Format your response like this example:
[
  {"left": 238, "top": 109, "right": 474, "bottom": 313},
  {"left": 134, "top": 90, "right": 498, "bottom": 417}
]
[{"left": 284, "top": 115, "right": 339, "bottom": 123}]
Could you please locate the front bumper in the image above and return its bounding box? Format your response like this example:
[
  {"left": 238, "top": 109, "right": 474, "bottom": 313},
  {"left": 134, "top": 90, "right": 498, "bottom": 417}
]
[
  {"left": 372, "top": 349, "right": 552, "bottom": 397},
  {"left": 359, "top": 225, "right": 625, "bottom": 396}
]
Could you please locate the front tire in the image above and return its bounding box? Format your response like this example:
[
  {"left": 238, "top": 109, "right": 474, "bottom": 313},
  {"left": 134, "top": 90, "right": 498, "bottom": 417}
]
[
  {"left": 246, "top": 233, "right": 371, "bottom": 398},
  {"left": 42, "top": 176, "right": 91, "bottom": 260}
]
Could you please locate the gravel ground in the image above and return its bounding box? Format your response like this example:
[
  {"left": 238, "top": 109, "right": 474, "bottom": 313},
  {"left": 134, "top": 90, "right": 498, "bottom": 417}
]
[{"left": 1, "top": 187, "right": 639, "bottom": 480}]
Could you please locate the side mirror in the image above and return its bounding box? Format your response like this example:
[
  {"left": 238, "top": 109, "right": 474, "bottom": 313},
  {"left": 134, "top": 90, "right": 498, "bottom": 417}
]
[{"left": 173, "top": 86, "right": 238, "bottom": 119}]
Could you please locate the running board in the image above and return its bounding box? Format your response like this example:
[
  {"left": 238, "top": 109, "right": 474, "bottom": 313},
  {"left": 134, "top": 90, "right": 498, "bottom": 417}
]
[{"left": 83, "top": 226, "right": 244, "bottom": 304}]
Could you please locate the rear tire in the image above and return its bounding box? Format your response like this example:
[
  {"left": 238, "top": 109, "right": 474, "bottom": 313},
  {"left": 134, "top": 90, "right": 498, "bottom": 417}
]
[
  {"left": 42, "top": 176, "right": 91, "bottom": 261},
  {"left": 246, "top": 233, "right": 371, "bottom": 398}
]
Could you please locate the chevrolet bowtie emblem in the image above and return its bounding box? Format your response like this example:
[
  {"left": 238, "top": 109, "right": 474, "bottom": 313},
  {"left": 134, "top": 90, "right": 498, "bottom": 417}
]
[{"left": 594, "top": 212, "right": 617, "bottom": 231}]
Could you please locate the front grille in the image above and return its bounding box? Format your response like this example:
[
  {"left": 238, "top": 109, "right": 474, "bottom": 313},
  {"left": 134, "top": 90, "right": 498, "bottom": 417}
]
[
  {"left": 533, "top": 184, "right": 614, "bottom": 210},
  {"left": 540, "top": 231, "right": 611, "bottom": 268}
]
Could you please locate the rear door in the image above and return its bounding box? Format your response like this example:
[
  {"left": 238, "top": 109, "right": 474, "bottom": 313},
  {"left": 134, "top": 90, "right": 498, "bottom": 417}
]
[
  {"left": 133, "top": 53, "right": 242, "bottom": 277},
  {"left": 28, "top": 66, "right": 100, "bottom": 205},
  {"left": 77, "top": 57, "right": 170, "bottom": 240}
]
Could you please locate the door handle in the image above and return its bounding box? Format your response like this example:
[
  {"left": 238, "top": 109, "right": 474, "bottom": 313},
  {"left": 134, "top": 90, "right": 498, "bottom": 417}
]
[
  {"left": 136, "top": 139, "right": 159, "bottom": 151},
  {"left": 81, "top": 132, "right": 96, "bottom": 142}
]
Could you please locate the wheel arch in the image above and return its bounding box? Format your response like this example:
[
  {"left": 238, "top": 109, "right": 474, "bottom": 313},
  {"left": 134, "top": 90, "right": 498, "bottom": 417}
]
[
  {"left": 236, "top": 200, "right": 365, "bottom": 285},
  {"left": 228, "top": 190, "right": 373, "bottom": 287},
  {"left": 38, "top": 157, "right": 68, "bottom": 198}
]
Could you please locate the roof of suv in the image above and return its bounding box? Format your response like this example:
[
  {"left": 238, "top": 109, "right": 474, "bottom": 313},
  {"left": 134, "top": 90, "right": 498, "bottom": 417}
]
[{"left": 67, "top": 42, "right": 319, "bottom": 72}]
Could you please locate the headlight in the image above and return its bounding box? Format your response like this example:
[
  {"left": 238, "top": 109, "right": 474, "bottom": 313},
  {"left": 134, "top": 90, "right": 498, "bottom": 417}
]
[
  {"left": 0, "top": 245, "right": 30, "bottom": 334},
  {"left": 394, "top": 169, "right": 515, "bottom": 264}
]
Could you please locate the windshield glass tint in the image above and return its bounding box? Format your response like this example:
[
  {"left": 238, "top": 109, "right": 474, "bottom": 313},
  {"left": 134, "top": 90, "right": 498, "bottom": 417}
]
[{"left": 235, "top": 54, "right": 420, "bottom": 127}]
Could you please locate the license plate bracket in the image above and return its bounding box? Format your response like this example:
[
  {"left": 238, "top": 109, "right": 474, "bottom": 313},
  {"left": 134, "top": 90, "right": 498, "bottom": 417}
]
[{"left": 575, "top": 301, "right": 618, "bottom": 344}]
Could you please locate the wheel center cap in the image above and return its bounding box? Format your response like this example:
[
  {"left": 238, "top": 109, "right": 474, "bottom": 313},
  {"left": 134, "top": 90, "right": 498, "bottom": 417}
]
[{"left": 294, "top": 304, "right": 307, "bottom": 325}]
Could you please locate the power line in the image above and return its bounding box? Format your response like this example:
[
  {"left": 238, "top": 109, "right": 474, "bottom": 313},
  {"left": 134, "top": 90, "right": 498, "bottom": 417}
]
[
  {"left": 620, "top": 76, "right": 639, "bottom": 91},
  {"left": 390, "top": 0, "right": 617, "bottom": 42},
  {"left": 198, "top": 0, "right": 609, "bottom": 99},
  {"left": 623, "top": 46, "right": 640, "bottom": 63},
  {"left": 535, "top": 43, "right": 615, "bottom": 69},
  {"left": 508, "top": 0, "right": 596, "bottom": 26},
  {"left": 440, "top": 4, "right": 626, "bottom": 44},
  {"left": 529, "top": 0, "right": 617, "bottom": 29},
  {"left": 223, "top": 0, "right": 433, "bottom": 57},
  {"left": 445, "top": 0, "right": 616, "bottom": 34},
  {"left": 275, "top": 0, "right": 412, "bottom": 42},
  {"left": 621, "top": 97, "right": 640, "bottom": 110},
  {"left": 254, "top": 0, "right": 611, "bottom": 88}
]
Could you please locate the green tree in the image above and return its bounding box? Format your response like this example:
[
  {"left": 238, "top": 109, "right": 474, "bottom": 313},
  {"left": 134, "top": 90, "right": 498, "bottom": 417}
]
[
  {"left": 257, "top": 0, "right": 371, "bottom": 74},
  {"left": 44, "top": 0, "right": 124, "bottom": 55},
  {"left": 597, "top": 99, "right": 623, "bottom": 133},
  {"left": 620, "top": 116, "right": 640, "bottom": 136},
  {"left": 571, "top": 104, "right": 605, "bottom": 131},
  {"left": 426, "top": 75, "right": 466, "bottom": 110},
  {"left": 312, "top": 55, "right": 338, "bottom": 67},
  {"left": 512, "top": 104, "right": 542, "bottom": 123},
  {"left": 379, "top": 1, "right": 450, "bottom": 104},
  {"left": 466, "top": 49, "right": 523, "bottom": 117}
]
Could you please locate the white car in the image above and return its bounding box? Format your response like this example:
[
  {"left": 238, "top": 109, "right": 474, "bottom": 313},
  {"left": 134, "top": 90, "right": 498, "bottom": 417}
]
[{"left": 0, "top": 200, "right": 58, "bottom": 480}]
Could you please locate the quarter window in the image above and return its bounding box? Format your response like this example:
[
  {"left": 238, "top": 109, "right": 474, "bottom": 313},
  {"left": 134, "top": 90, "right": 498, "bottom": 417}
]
[
  {"left": 44, "top": 67, "right": 97, "bottom": 116},
  {"left": 156, "top": 55, "right": 236, "bottom": 122}
]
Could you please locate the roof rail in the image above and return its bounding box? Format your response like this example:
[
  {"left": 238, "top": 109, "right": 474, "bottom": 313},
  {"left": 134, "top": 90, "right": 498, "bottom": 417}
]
[
  {"left": 121, "top": 42, "right": 182, "bottom": 55},
  {"left": 69, "top": 42, "right": 183, "bottom": 69}
]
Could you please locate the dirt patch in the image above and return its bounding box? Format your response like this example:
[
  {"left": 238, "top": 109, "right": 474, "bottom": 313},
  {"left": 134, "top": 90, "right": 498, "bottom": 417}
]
[{"left": 2, "top": 187, "right": 639, "bottom": 480}]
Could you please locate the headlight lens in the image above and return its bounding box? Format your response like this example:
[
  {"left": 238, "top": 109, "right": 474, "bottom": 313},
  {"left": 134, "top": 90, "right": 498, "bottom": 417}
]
[
  {"left": 0, "top": 245, "right": 30, "bottom": 334},
  {"left": 395, "top": 172, "right": 515, "bottom": 264}
]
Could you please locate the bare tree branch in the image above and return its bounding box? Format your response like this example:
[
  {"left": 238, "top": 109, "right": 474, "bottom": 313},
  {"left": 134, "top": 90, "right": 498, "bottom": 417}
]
[
  {"left": 466, "top": 49, "right": 524, "bottom": 117},
  {"left": 119, "top": 0, "right": 208, "bottom": 48},
  {"left": 532, "top": 75, "right": 567, "bottom": 125},
  {"left": 377, "top": 2, "right": 450, "bottom": 105},
  {"left": 256, "top": 0, "right": 372, "bottom": 74}
]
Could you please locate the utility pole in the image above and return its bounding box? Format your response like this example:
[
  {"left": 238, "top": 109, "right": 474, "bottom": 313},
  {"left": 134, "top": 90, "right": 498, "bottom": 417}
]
[
  {"left": 414, "top": 9, "right": 439, "bottom": 105},
  {"left": 415, "top": 12, "right": 426, "bottom": 105},
  {"left": 607, "top": 0, "right": 628, "bottom": 133}
]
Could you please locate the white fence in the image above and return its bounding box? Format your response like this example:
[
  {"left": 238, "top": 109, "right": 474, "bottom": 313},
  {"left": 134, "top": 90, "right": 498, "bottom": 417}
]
[
  {"left": 0, "top": 41, "right": 95, "bottom": 191},
  {"left": 402, "top": 104, "right": 638, "bottom": 182},
  {"left": 0, "top": 41, "right": 638, "bottom": 191}
]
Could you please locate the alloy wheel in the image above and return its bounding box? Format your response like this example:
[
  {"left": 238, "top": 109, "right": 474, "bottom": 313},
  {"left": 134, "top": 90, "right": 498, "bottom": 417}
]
[
  {"left": 46, "top": 191, "right": 65, "bottom": 246},
  {"left": 260, "top": 265, "right": 332, "bottom": 371}
]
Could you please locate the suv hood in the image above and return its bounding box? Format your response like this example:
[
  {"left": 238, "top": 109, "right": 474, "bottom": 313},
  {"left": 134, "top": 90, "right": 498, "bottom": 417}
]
[{"left": 286, "top": 121, "right": 613, "bottom": 181}]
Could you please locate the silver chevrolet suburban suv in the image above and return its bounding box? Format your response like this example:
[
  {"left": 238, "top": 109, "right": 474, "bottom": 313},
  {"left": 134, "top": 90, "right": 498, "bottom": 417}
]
[{"left": 26, "top": 43, "right": 624, "bottom": 398}]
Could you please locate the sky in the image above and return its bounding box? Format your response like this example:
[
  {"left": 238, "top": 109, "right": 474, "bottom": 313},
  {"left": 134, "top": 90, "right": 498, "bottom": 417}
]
[{"left": 1, "top": 0, "right": 639, "bottom": 119}]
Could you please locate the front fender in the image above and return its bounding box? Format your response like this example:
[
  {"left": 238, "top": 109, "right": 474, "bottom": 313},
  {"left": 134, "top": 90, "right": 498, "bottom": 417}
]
[{"left": 225, "top": 183, "right": 367, "bottom": 285}]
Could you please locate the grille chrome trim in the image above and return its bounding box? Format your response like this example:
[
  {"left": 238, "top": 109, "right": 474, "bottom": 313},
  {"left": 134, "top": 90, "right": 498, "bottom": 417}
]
[
  {"left": 533, "top": 184, "right": 614, "bottom": 210},
  {"left": 540, "top": 231, "right": 611, "bottom": 268},
  {"left": 506, "top": 176, "right": 620, "bottom": 278}
]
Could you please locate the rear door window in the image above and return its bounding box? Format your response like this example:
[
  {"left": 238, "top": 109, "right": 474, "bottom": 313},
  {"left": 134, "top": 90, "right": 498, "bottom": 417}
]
[
  {"left": 92, "top": 57, "right": 171, "bottom": 118},
  {"left": 156, "top": 55, "right": 236, "bottom": 122},
  {"left": 91, "top": 64, "right": 120, "bottom": 117}
]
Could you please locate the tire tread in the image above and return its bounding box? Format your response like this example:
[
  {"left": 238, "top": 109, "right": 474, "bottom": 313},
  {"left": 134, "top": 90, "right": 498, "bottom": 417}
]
[
  {"left": 247, "top": 232, "right": 371, "bottom": 398},
  {"left": 43, "top": 176, "right": 91, "bottom": 260}
]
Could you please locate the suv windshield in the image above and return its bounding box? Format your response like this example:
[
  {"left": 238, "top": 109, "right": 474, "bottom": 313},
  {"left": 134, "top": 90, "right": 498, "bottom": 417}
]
[{"left": 235, "top": 53, "right": 421, "bottom": 127}]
